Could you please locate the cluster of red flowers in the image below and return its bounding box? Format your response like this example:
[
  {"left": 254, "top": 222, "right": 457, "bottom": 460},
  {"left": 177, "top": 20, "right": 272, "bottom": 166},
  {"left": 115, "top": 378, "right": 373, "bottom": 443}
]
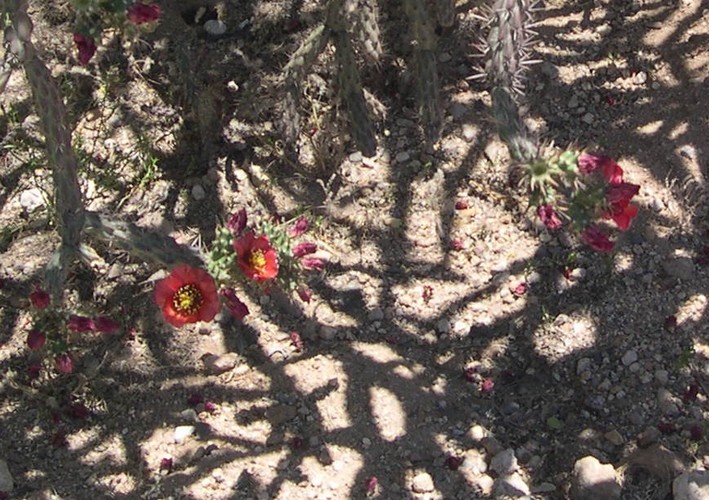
[
  {"left": 536, "top": 152, "right": 640, "bottom": 253},
  {"left": 73, "top": 2, "right": 161, "bottom": 66},
  {"left": 154, "top": 210, "right": 322, "bottom": 327}
]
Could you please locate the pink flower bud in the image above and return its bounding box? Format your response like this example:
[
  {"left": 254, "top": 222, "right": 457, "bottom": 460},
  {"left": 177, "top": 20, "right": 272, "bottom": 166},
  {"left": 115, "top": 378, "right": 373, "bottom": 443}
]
[
  {"left": 301, "top": 257, "right": 325, "bottom": 271},
  {"left": 296, "top": 286, "right": 312, "bottom": 303},
  {"left": 127, "top": 3, "right": 161, "bottom": 25},
  {"left": 67, "top": 315, "right": 94, "bottom": 332},
  {"left": 226, "top": 208, "right": 247, "bottom": 235},
  {"left": 54, "top": 353, "right": 74, "bottom": 374},
  {"left": 293, "top": 242, "right": 317, "bottom": 258},
  {"left": 92, "top": 316, "right": 120, "bottom": 333},
  {"left": 288, "top": 216, "right": 310, "bottom": 237},
  {"left": 536, "top": 204, "right": 563, "bottom": 230},
  {"left": 220, "top": 288, "right": 249, "bottom": 320}
]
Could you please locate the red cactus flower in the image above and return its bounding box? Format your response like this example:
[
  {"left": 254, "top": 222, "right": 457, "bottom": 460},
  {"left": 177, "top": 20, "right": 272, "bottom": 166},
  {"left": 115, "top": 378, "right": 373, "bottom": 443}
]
[
  {"left": 297, "top": 286, "right": 312, "bottom": 303},
  {"left": 73, "top": 33, "right": 96, "bottom": 65},
  {"left": 92, "top": 316, "right": 120, "bottom": 333},
  {"left": 67, "top": 315, "right": 94, "bottom": 332},
  {"left": 604, "top": 203, "right": 639, "bottom": 231},
  {"left": 226, "top": 208, "right": 247, "bottom": 235},
  {"left": 220, "top": 288, "right": 249, "bottom": 320},
  {"left": 27, "top": 329, "right": 46, "bottom": 351},
  {"left": 301, "top": 257, "right": 325, "bottom": 271},
  {"left": 581, "top": 225, "right": 614, "bottom": 253},
  {"left": 537, "top": 204, "right": 563, "bottom": 230},
  {"left": 154, "top": 265, "right": 220, "bottom": 327},
  {"left": 127, "top": 3, "right": 161, "bottom": 25},
  {"left": 234, "top": 232, "right": 279, "bottom": 282},
  {"left": 288, "top": 216, "right": 310, "bottom": 237},
  {"left": 606, "top": 182, "right": 640, "bottom": 207},
  {"left": 293, "top": 242, "right": 317, "bottom": 258},
  {"left": 55, "top": 353, "right": 74, "bottom": 374},
  {"left": 30, "top": 287, "right": 50, "bottom": 309}
]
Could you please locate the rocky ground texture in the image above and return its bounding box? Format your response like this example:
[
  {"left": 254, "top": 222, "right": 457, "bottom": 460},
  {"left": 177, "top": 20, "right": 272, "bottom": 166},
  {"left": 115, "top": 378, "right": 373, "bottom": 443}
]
[{"left": 1, "top": 0, "right": 708, "bottom": 499}]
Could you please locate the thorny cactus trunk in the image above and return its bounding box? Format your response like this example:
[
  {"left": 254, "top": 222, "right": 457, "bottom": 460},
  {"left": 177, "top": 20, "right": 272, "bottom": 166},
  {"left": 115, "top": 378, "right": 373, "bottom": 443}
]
[
  {"left": 2, "top": 0, "right": 202, "bottom": 302},
  {"left": 482, "top": 0, "right": 540, "bottom": 163}
]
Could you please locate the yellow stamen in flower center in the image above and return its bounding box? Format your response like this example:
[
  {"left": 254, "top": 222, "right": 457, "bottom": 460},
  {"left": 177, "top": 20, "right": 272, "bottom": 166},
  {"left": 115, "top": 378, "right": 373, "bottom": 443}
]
[
  {"left": 248, "top": 249, "right": 267, "bottom": 272},
  {"left": 172, "top": 284, "right": 203, "bottom": 315}
]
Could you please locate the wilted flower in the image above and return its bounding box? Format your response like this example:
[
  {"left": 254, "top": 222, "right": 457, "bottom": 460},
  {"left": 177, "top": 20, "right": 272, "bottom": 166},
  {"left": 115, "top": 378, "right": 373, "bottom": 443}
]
[
  {"left": 455, "top": 200, "right": 469, "bottom": 210},
  {"left": 27, "top": 362, "right": 42, "bottom": 380},
  {"left": 66, "top": 402, "right": 90, "bottom": 420},
  {"left": 159, "top": 457, "right": 173, "bottom": 473},
  {"left": 226, "top": 208, "right": 247, "bottom": 235},
  {"left": 234, "top": 232, "right": 279, "bottom": 282},
  {"left": 288, "top": 216, "right": 310, "bottom": 237},
  {"left": 27, "top": 329, "right": 46, "bottom": 351},
  {"left": 296, "top": 286, "right": 312, "bottom": 303},
  {"left": 204, "top": 401, "right": 217, "bottom": 413},
  {"left": 73, "top": 33, "right": 96, "bottom": 65},
  {"left": 29, "top": 287, "right": 50, "bottom": 309},
  {"left": 578, "top": 153, "right": 624, "bottom": 184},
  {"left": 657, "top": 421, "right": 676, "bottom": 434},
  {"left": 67, "top": 315, "right": 94, "bottom": 333},
  {"left": 301, "top": 257, "right": 325, "bottom": 271},
  {"left": 480, "top": 378, "right": 495, "bottom": 394},
  {"left": 293, "top": 242, "right": 317, "bottom": 258},
  {"left": 537, "top": 204, "right": 563, "bottom": 230},
  {"left": 220, "top": 288, "right": 249, "bottom": 320},
  {"left": 54, "top": 353, "right": 74, "bottom": 374},
  {"left": 446, "top": 455, "right": 463, "bottom": 470},
  {"left": 365, "top": 476, "right": 378, "bottom": 496},
  {"left": 512, "top": 282, "right": 528, "bottom": 296},
  {"left": 289, "top": 331, "right": 303, "bottom": 351},
  {"left": 92, "top": 316, "right": 120, "bottom": 334},
  {"left": 450, "top": 239, "right": 464, "bottom": 251},
  {"left": 126, "top": 3, "right": 161, "bottom": 24},
  {"left": 290, "top": 436, "right": 304, "bottom": 450},
  {"left": 154, "top": 265, "right": 220, "bottom": 327},
  {"left": 581, "top": 225, "right": 614, "bottom": 253}
]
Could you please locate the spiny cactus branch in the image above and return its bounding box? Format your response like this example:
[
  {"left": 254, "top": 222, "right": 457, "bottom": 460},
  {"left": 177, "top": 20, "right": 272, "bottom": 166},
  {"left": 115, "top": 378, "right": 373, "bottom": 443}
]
[{"left": 6, "top": 0, "right": 85, "bottom": 301}]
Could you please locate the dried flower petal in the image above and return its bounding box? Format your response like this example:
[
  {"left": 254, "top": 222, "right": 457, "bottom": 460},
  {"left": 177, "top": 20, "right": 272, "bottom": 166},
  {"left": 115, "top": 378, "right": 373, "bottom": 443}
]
[
  {"left": 446, "top": 455, "right": 463, "bottom": 470},
  {"left": 227, "top": 208, "right": 247, "bottom": 235},
  {"left": 30, "top": 287, "right": 50, "bottom": 309},
  {"left": 296, "top": 286, "right": 312, "bottom": 303},
  {"left": 293, "top": 242, "right": 317, "bottom": 258},
  {"left": 537, "top": 204, "right": 563, "bottom": 230},
  {"left": 512, "top": 282, "right": 528, "bottom": 296},
  {"left": 27, "top": 329, "right": 46, "bottom": 351},
  {"left": 127, "top": 3, "right": 161, "bottom": 24},
  {"left": 67, "top": 315, "right": 94, "bottom": 332},
  {"left": 73, "top": 33, "right": 96, "bottom": 66},
  {"left": 301, "top": 257, "right": 325, "bottom": 271},
  {"left": 290, "top": 331, "right": 304, "bottom": 351},
  {"left": 92, "top": 316, "right": 120, "bottom": 333},
  {"left": 159, "top": 457, "right": 173, "bottom": 472},
  {"left": 480, "top": 378, "right": 495, "bottom": 394},
  {"left": 455, "top": 200, "right": 469, "bottom": 210},
  {"left": 365, "top": 476, "right": 378, "bottom": 496}
]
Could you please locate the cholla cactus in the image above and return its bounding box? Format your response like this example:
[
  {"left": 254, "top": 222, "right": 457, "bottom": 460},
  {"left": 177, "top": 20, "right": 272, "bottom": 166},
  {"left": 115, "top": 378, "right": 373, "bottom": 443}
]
[{"left": 480, "top": 0, "right": 540, "bottom": 163}]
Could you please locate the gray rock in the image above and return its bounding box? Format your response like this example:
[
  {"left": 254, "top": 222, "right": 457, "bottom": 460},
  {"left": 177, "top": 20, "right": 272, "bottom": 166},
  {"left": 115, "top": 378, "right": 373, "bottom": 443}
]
[
  {"left": 450, "top": 102, "right": 467, "bottom": 120},
  {"left": 203, "top": 353, "right": 240, "bottom": 374},
  {"left": 663, "top": 257, "right": 694, "bottom": 280},
  {"left": 622, "top": 350, "right": 638, "bottom": 366},
  {"left": 265, "top": 404, "right": 297, "bottom": 425},
  {"left": 673, "top": 470, "right": 709, "bottom": 500},
  {"left": 655, "top": 369, "right": 669, "bottom": 385},
  {"left": 657, "top": 388, "right": 680, "bottom": 417},
  {"left": 532, "top": 482, "right": 556, "bottom": 493},
  {"left": 191, "top": 184, "right": 206, "bottom": 201},
  {"left": 411, "top": 471, "right": 434, "bottom": 493},
  {"left": 0, "top": 459, "right": 13, "bottom": 493},
  {"left": 490, "top": 448, "right": 518, "bottom": 475},
  {"left": 494, "top": 472, "right": 530, "bottom": 497},
  {"left": 568, "top": 95, "right": 579, "bottom": 108},
  {"left": 571, "top": 456, "right": 621, "bottom": 499},
  {"left": 180, "top": 408, "right": 199, "bottom": 422},
  {"left": 367, "top": 308, "right": 384, "bottom": 322},
  {"left": 395, "top": 151, "right": 410, "bottom": 163},
  {"left": 577, "top": 357, "right": 592, "bottom": 375},
  {"left": 638, "top": 426, "right": 661, "bottom": 448},
  {"left": 319, "top": 325, "right": 337, "bottom": 340},
  {"left": 204, "top": 19, "right": 227, "bottom": 36},
  {"left": 604, "top": 430, "right": 624, "bottom": 446},
  {"left": 436, "top": 319, "right": 450, "bottom": 335}
]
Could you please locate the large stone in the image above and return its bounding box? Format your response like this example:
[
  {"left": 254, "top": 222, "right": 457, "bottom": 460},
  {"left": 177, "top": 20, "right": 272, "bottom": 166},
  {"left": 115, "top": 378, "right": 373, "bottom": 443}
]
[
  {"left": 570, "top": 456, "right": 621, "bottom": 499},
  {"left": 673, "top": 470, "right": 709, "bottom": 500},
  {"left": 494, "top": 473, "right": 530, "bottom": 497},
  {"left": 0, "top": 459, "right": 13, "bottom": 493},
  {"left": 490, "top": 448, "right": 518, "bottom": 475},
  {"left": 203, "top": 353, "right": 240, "bottom": 374},
  {"left": 411, "top": 471, "right": 434, "bottom": 493}
]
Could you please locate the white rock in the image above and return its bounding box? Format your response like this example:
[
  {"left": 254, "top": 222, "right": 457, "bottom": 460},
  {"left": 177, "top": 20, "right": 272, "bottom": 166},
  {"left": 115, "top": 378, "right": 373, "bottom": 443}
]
[
  {"left": 494, "top": 472, "right": 530, "bottom": 496},
  {"left": 673, "top": 470, "right": 709, "bottom": 500},
  {"left": 460, "top": 448, "right": 487, "bottom": 476},
  {"left": 469, "top": 424, "right": 487, "bottom": 441},
  {"left": 571, "top": 456, "right": 621, "bottom": 499},
  {"left": 411, "top": 471, "right": 434, "bottom": 493},
  {"left": 19, "top": 188, "right": 45, "bottom": 212},
  {"left": 490, "top": 448, "right": 518, "bottom": 475},
  {"left": 174, "top": 425, "right": 195, "bottom": 444},
  {"left": 0, "top": 459, "right": 13, "bottom": 493},
  {"left": 203, "top": 353, "right": 240, "bottom": 374}
]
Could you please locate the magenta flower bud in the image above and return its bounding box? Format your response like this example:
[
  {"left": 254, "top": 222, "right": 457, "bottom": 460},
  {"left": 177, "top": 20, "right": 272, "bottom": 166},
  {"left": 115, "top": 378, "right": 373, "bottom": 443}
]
[
  {"left": 293, "top": 242, "right": 317, "bottom": 258},
  {"left": 30, "top": 287, "right": 50, "bottom": 310},
  {"left": 73, "top": 33, "right": 96, "bottom": 66},
  {"left": 288, "top": 216, "right": 310, "bottom": 237},
  {"left": 227, "top": 208, "right": 248, "bottom": 235},
  {"left": 301, "top": 257, "right": 325, "bottom": 271},
  {"left": 67, "top": 315, "right": 94, "bottom": 332},
  {"left": 27, "top": 329, "right": 46, "bottom": 351},
  {"left": 220, "top": 288, "right": 249, "bottom": 320},
  {"left": 536, "top": 204, "right": 563, "bottom": 230},
  {"left": 54, "top": 353, "right": 74, "bottom": 374},
  {"left": 92, "top": 316, "right": 120, "bottom": 333}
]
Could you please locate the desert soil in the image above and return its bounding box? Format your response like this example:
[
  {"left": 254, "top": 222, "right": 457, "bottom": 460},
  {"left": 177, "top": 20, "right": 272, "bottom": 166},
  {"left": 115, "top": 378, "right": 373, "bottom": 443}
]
[{"left": 1, "top": 0, "right": 708, "bottom": 499}]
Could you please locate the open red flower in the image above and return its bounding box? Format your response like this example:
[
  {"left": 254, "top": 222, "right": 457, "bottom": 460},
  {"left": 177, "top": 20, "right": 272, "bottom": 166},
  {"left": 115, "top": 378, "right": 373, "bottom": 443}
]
[
  {"left": 233, "top": 232, "right": 279, "bottom": 282},
  {"left": 578, "top": 153, "right": 623, "bottom": 184},
  {"left": 581, "top": 225, "right": 614, "bottom": 252},
  {"left": 537, "top": 204, "right": 563, "bottom": 230},
  {"left": 604, "top": 203, "right": 639, "bottom": 231},
  {"left": 127, "top": 3, "right": 161, "bottom": 25},
  {"left": 154, "top": 265, "right": 220, "bottom": 327},
  {"left": 73, "top": 33, "right": 96, "bottom": 66}
]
